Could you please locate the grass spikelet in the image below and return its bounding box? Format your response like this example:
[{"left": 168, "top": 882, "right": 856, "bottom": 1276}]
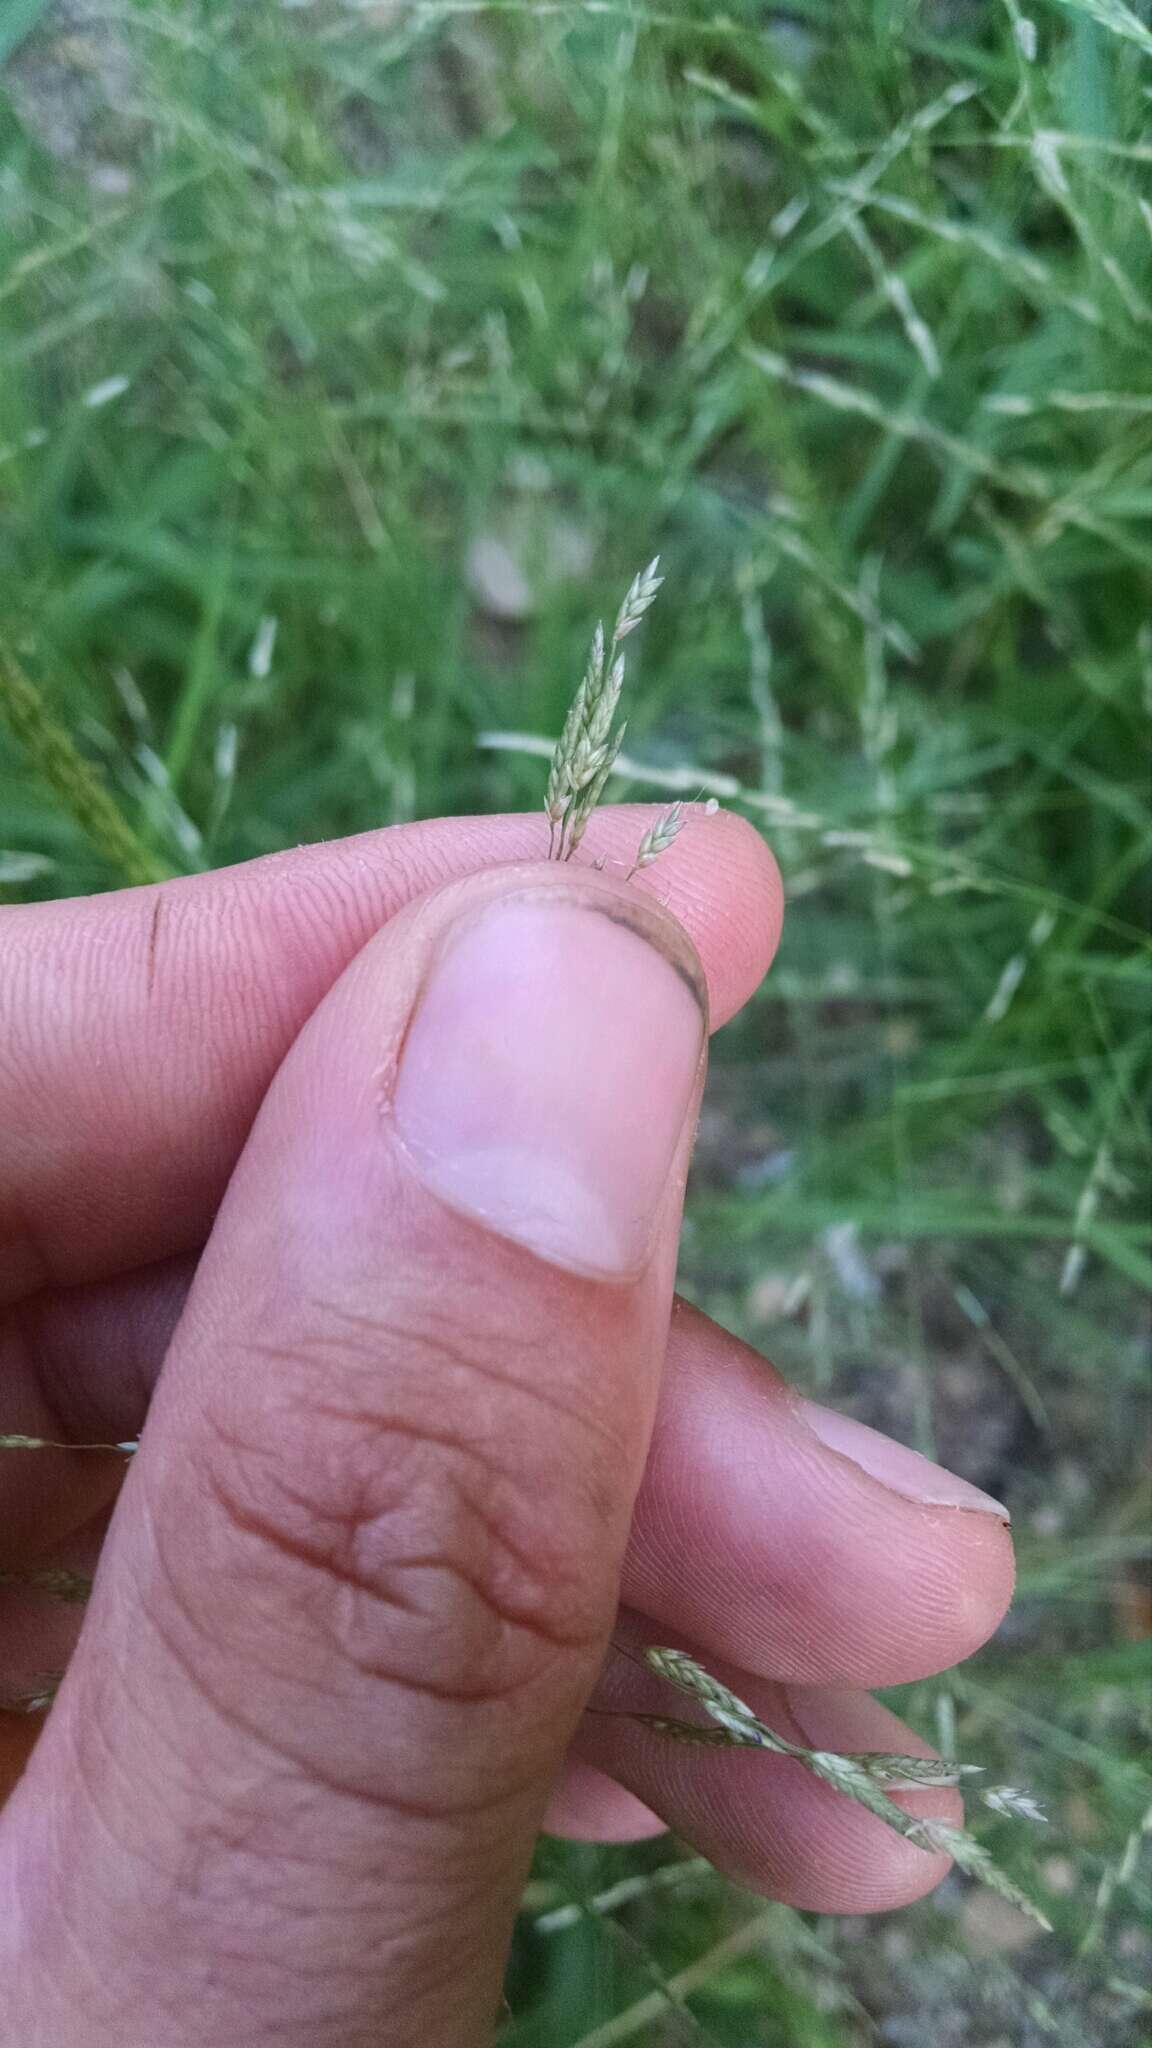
[
  {"left": 546, "top": 560, "right": 661, "bottom": 862},
  {"left": 627, "top": 801, "right": 687, "bottom": 879},
  {"left": 640, "top": 1645, "right": 1052, "bottom": 1931},
  {"left": 611, "top": 557, "right": 664, "bottom": 640}
]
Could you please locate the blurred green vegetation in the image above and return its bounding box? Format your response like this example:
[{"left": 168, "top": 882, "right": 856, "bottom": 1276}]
[{"left": 2, "top": 1, "right": 1150, "bottom": 2041}]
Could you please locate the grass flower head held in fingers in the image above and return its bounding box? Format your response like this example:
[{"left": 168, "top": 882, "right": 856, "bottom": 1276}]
[{"left": 546, "top": 559, "right": 686, "bottom": 873}]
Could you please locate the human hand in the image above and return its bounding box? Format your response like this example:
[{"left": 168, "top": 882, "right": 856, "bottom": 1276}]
[{"left": 0, "top": 808, "right": 1013, "bottom": 2045}]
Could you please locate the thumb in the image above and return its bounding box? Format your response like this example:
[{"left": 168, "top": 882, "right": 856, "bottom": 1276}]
[{"left": 0, "top": 865, "right": 707, "bottom": 2048}]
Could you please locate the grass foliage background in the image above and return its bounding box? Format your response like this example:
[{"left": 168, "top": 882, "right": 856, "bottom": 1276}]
[{"left": 2, "top": 1, "right": 1150, "bottom": 2041}]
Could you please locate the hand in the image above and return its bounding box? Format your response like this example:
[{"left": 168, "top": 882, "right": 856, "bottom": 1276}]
[{"left": 0, "top": 807, "right": 1013, "bottom": 2046}]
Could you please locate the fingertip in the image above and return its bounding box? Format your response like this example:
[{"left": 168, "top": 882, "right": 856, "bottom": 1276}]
[
  {"left": 575, "top": 804, "right": 783, "bottom": 1029},
  {"left": 641, "top": 806, "right": 783, "bottom": 1030},
  {"left": 788, "top": 1397, "right": 1017, "bottom": 1675},
  {"left": 779, "top": 1683, "right": 961, "bottom": 1910},
  {"left": 940, "top": 1509, "right": 1016, "bottom": 1664},
  {"left": 631, "top": 1310, "right": 1017, "bottom": 1689},
  {"left": 798, "top": 1402, "right": 1010, "bottom": 1520}
]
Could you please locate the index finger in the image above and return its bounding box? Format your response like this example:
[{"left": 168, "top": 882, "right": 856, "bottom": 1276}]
[{"left": 0, "top": 805, "right": 781, "bottom": 1302}]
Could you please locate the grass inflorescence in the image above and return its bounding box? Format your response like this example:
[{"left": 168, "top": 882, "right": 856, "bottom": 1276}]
[
  {"left": 637, "top": 1645, "right": 1052, "bottom": 1931},
  {"left": 547, "top": 561, "right": 689, "bottom": 874},
  {"left": 546, "top": 556, "right": 662, "bottom": 861}
]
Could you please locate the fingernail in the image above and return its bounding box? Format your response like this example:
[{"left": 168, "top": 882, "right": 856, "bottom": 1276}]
[
  {"left": 392, "top": 891, "right": 705, "bottom": 1278},
  {"left": 799, "top": 1401, "right": 1010, "bottom": 1519}
]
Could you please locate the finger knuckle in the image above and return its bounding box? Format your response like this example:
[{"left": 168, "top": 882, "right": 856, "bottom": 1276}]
[{"left": 189, "top": 1310, "right": 618, "bottom": 1711}]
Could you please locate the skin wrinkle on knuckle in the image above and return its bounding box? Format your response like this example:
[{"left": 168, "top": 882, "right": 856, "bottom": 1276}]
[
  {"left": 168, "top": 1315, "right": 616, "bottom": 1715},
  {"left": 292, "top": 1279, "right": 632, "bottom": 1525},
  {"left": 208, "top": 1421, "right": 601, "bottom": 1686},
  {"left": 138, "top": 1516, "right": 512, "bottom": 1831}
]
